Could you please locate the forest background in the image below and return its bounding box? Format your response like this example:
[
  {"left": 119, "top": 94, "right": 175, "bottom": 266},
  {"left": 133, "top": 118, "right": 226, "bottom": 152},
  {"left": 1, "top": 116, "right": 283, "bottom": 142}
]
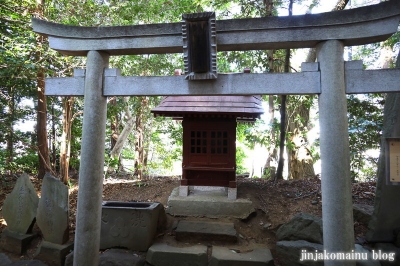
[{"left": 1, "top": 0, "right": 398, "bottom": 184}]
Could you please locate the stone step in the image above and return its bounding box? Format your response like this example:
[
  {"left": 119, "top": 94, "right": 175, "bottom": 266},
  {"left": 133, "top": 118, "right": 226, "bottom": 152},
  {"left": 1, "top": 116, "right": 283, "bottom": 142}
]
[
  {"left": 210, "top": 246, "right": 275, "bottom": 266},
  {"left": 146, "top": 243, "right": 208, "bottom": 266},
  {"left": 146, "top": 243, "right": 275, "bottom": 266},
  {"left": 175, "top": 220, "right": 237, "bottom": 243}
]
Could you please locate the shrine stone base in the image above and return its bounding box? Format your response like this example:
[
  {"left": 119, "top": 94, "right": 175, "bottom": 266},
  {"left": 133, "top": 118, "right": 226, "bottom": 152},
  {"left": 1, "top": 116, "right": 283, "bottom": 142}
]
[
  {"left": 166, "top": 187, "right": 254, "bottom": 219},
  {"left": 34, "top": 240, "right": 74, "bottom": 266},
  {"left": 0, "top": 229, "right": 38, "bottom": 254}
]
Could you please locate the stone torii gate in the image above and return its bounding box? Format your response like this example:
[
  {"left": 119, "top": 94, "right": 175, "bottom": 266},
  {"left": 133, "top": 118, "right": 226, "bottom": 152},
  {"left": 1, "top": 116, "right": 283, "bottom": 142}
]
[{"left": 32, "top": 1, "right": 400, "bottom": 265}]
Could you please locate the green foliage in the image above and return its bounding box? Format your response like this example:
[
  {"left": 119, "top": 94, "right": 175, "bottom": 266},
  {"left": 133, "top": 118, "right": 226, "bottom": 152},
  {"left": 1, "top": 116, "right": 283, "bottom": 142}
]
[{"left": 235, "top": 146, "right": 247, "bottom": 174}]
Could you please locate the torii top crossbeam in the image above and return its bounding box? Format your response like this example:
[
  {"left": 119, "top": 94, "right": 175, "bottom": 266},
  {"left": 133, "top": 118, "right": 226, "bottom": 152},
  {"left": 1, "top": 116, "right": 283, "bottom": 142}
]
[{"left": 33, "top": 1, "right": 400, "bottom": 56}]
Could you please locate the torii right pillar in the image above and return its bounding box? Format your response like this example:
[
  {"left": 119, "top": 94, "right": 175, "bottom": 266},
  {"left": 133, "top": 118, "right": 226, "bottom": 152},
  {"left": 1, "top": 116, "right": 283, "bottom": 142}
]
[{"left": 317, "top": 40, "right": 355, "bottom": 266}]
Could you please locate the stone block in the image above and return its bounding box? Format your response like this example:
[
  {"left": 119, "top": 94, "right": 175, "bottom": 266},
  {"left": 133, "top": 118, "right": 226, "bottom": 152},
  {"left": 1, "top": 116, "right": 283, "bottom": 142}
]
[
  {"left": 10, "top": 260, "right": 48, "bottom": 266},
  {"left": 100, "top": 201, "right": 163, "bottom": 251},
  {"left": 228, "top": 188, "right": 237, "bottom": 200},
  {"left": 146, "top": 243, "right": 208, "bottom": 266},
  {"left": 99, "top": 249, "right": 145, "bottom": 266},
  {"left": 0, "top": 253, "right": 12, "bottom": 266},
  {"left": 353, "top": 204, "right": 373, "bottom": 225},
  {"left": 276, "top": 212, "right": 323, "bottom": 244},
  {"left": 34, "top": 240, "right": 73, "bottom": 266},
  {"left": 373, "top": 243, "right": 400, "bottom": 266},
  {"left": 301, "top": 62, "right": 319, "bottom": 72},
  {"left": 0, "top": 229, "right": 37, "bottom": 255},
  {"left": 276, "top": 240, "right": 323, "bottom": 266},
  {"left": 175, "top": 220, "right": 237, "bottom": 243},
  {"left": 179, "top": 186, "right": 189, "bottom": 197},
  {"left": 36, "top": 173, "right": 69, "bottom": 245},
  {"left": 166, "top": 187, "right": 254, "bottom": 219},
  {"left": 2, "top": 173, "right": 39, "bottom": 234},
  {"left": 210, "top": 246, "right": 274, "bottom": 266}
]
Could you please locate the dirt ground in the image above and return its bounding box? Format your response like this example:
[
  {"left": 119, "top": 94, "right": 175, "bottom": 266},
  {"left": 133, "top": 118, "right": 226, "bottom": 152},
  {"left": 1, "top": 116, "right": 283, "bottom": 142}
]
[{"left": 0, "top": 173, "right": 376, "bottom": 264}]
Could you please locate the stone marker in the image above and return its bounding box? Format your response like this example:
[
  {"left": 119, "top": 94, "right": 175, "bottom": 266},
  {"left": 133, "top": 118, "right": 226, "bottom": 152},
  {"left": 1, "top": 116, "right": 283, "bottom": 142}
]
[
  {"left": 276, "top": 212, "right": 323, "bottom": 244},
  {"left": 2, "top": 173, "right": 39, "bottom": 234},
  {"left": 34, "top": 173, "right": 72, "bottom": 266},
  {"left": 0, "top": 173, "right": 39, "bottom": 254},
  {"left": 210, "top": 246, "right": 274, "bottom": 266},
  {"left": 146, "top": 242, "right": 208, "bottom": 266},
  {"left": 36, "top": 173, "right": 69, "bottom": 244}
]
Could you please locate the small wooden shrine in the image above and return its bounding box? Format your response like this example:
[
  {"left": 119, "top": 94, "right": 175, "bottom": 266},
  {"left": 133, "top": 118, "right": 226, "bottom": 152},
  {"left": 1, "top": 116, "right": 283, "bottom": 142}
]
[{"left": 152, "top": 94, "right": 263, "bottom": 197}]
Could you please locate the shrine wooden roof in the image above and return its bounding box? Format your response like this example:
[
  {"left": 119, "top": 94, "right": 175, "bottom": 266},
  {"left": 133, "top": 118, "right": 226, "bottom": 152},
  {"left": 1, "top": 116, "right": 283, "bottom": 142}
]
[{"left": 151, "top": 95, "right": 264, "bottom": 122}]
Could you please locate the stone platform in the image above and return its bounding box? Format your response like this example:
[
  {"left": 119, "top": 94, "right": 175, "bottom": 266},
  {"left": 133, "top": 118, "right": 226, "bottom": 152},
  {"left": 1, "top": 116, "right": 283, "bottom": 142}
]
[{"left": 166, "top": 187, "right": 254, "bottom": 219}]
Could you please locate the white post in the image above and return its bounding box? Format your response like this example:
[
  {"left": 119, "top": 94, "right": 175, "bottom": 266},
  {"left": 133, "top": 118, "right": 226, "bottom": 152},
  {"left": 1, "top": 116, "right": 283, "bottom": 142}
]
[
  {"left": 73, "top": 51, "right": 109, "bottom": 266},
  {"left": 317, "top": 40, "right": 355, "bottom": 266}
]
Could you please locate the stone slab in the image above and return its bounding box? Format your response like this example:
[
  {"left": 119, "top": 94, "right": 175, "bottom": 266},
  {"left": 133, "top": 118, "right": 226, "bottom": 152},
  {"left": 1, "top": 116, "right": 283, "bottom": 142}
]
[
  {"left": 34, "top": 240, "right": 73, "bottom": 266},
  {"left": 0, "top": 253, "right": 12, "bottom": 266},
  {"left": 146, "top": 243, "right": 208, "bottom": 266},
  {"left": 2, "top": 173, "right": 39, "bottom": 234},
  {"left": 210, "top": 246, "right": 274, "bottom": 266},
  {"left": 0, "top": 229, "right": 38, "bottom": 255},
  {"left": 36, "top": 173, "right": 69, "bottom": 245},
  {"left": 166, "top": 187, "right": 254, "bottom": 219},
  {"left": 175, "top": 220, "right": 237, "bottom": 243},
  {"left": 10, "top": 260, "right": 48, "bottom": 266},
  {"left": 98, "top": 249, "right": 145, "bottom": 266}
]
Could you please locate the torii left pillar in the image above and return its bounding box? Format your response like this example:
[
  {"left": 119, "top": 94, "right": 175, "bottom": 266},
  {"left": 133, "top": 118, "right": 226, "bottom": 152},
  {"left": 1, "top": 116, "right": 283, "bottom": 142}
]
[{"left": 73, "top": 51, "right": 109, "bottom": 266}]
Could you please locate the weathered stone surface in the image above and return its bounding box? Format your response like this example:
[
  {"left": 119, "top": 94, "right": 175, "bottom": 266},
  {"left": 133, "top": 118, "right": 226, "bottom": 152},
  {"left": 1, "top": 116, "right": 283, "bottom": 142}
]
[
  {"left": 210, "top": 246, "right": 274, "bottom": 266},
  {"left": 373, "top": 243, "right": 400, "bottom": 266},
  {"left": 354, "top": 244, "right": 381, "bottom": 266},
  {"left": 367, "top": 92, "right": 400, "bottom": 243},
  {"left": 396, "top": 232, "right": 400, "bottom": 248},
  {"left": 36, "top": 173, "right": 69, "bottom": 245},
  {"left": 0, "top": 229, "right": 38, "bottom": 255},
  {"left": 166, "top": 187, "right": 254, "bottom": 219},
  {"left": 0, "top": 253, "right": 12, "bottom": 266},
  {"left": 146, "top": 243, "right": 208, "bottom": 266},
  {"left": 2, "top": 173, "right": 39, "bottom": 234},
  {"left": 34, "top": 240, "right": 73, "bottom": 266},
  {"left": 100, "top": 202, "right": 163, "bottom": 251},
  {"left": 276, "top": 240, "right": 324, "bottom": 266},
  {"left": 175, "top": 220, "right": 237, "bottom": 243},
  {"left": 10, "top": 260, "right": 48, "bottom": 266},
  {"left": 353, "top": 204, "right": 374, "bottom": 225},
  {"left": 99, "top": 249, "right": 145, "bottom": 266},
  {"left": 276, "top": 213, "right": 323, "bottom": 244}
]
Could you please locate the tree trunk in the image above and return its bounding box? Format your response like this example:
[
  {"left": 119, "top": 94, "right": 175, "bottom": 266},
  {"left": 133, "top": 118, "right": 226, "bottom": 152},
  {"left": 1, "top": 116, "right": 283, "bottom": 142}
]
[
  {"left": 285, "top": 0, "right": 351, "bottom": 180},
  {"left": 6, "top": 90, "right": 14, "bottom": 172},
  {"left": 36, "top": 62, "right": 51, "bottom": 178},
  {"left": 276, "top": 0, "right": 293, "bottom": 180},
  {"left": 134, "top": 97, "right": 149, "bottom": 179},
  {"left": 36, "top": 0, "right": 51, "bottom": 179},
  {"left": 110, "top": 97, "right": 135, "bottom": 160},
  {"left": 60, "top": 97, "right": 74, "bottom": 184}
]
